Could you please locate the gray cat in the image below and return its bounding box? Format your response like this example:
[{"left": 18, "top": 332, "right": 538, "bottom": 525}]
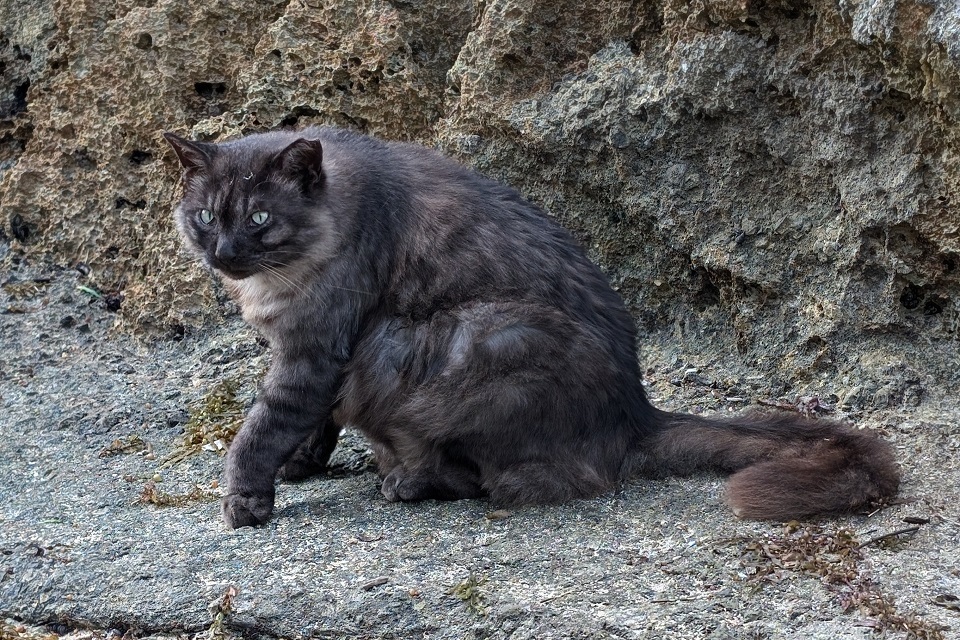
[{"left": 164, "top": 127, "right": 900, "bottom": 529}]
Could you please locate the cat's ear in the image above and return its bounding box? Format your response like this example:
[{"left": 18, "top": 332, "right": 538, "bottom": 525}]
[
  {"left": 269, "top": 138, "right": 324, "bottom": 191},
  {"left": 163, "top": 132, "right": 215, "bottom": 178}
]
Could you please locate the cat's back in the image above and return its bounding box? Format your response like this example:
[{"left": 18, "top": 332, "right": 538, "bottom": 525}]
[
  {"left": 284, "top": 127, "right": 632, "bottom": 350},
  {"left": 348, "top": 134, "right": 638, "bottom": 359}
]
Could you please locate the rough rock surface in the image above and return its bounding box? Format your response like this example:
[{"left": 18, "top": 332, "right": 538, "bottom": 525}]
[
  {"left": 0, "top": 0, "right": 956, "bottom": 390},
  {"left": 1, "top": 0, "right": 959, "bottom": 637},
  {"left": 2, "top": 257, "right": 958, "bottom": 639}
]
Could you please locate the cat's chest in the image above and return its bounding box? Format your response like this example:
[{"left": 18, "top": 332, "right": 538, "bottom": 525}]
[{"left": 226, "top": 275, "right": 296, "bottom": 330}]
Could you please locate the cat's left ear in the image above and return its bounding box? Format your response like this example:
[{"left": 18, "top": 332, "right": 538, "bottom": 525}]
[
  {"left": 270, "top": 138, "right": 324, "bottom": 191},
  {"left": 163, "top": 132, "right": 215, "bottom": 178}
]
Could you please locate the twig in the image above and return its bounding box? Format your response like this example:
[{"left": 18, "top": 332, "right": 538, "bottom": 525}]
[
  {"left": 857, "top": 526, "right": 921, "bottom": 549},
  {"left": 361, "top": 576, "right": 390, "bottom": 591}
]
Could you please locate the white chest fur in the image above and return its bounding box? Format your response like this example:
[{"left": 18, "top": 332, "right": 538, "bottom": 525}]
[{"left": 225, "top": 273, "right": 295, "bottom": 328}]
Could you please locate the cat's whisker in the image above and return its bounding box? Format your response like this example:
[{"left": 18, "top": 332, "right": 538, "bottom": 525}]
[
  {"left": 260, "top": 265, "right": 298, "bottom": 296},
  {"left": 263, "top": 259, "right": 373, "bottom": 298},
  {"left": 261, "top": 263, "right": 310, "bottom": 298},
  {"left": 325, "top": 284, "right": 376, "bottom": 297},
  {"left": 266, "top": 265, "right": 320, "bottom": 303}
]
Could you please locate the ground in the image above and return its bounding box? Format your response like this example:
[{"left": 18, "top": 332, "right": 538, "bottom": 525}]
[{"left": 1, "top": 247, "right": 958, "bottom": 639}]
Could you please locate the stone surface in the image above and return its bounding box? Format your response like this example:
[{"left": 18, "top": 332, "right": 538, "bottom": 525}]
[
  {"left": 1, "top": 259, "right": 958, "bottom": 639},
  {"left": 1, "top": 0, "right": 959, "bottom": 637}
]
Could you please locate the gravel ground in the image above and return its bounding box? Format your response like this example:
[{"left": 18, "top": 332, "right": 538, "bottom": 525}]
[{"left": 2, "top": 248, "right": 959, "bottom": 639}]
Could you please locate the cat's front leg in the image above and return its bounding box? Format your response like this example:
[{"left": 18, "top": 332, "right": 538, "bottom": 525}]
[{"left": 221, "top": 349, "right": 341, "bottom": 529}]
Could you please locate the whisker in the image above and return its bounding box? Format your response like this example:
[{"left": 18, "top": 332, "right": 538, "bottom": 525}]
[
  {"left": 261, "top": 263, "right": 309, "bottom": 298},
  {"left": 270, "top": 266, "right": 317, "bottom": 301},
  {"left": 326, "top": 284, "right": 377, "bottom": 297},
  {"left": 265, "top": 249, "right": 310, "bottom": 257},
  {"left": 260, "top": 257, "right": 377, "bottom": 299}
]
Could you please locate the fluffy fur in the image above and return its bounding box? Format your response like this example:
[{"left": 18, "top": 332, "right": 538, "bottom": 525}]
[{"left": 164, "top": 127, "right": 900, "bottom": 529}]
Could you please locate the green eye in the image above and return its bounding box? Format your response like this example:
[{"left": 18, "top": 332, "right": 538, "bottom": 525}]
[
  {"left": 251, "top": 211, "right": 269, "bottom": 225},
  {"left": 199, "top": 209, "right": 214, "bottom": 224}
]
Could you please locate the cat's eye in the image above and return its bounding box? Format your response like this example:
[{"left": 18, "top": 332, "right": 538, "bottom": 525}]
[
  {"left": 251, "top": 211, "right": 270, "bottom": 225},
  {"left": 198, "top": 209, "right": 214, "bottom": 225}
]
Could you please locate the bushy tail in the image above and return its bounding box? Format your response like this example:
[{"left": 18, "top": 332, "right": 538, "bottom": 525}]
[{"left": 642, "top": 409, "right": 901, "bottom": 520}]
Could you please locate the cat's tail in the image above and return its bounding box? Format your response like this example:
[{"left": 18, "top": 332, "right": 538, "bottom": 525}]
[{"left": 640, "top": 408, "right": 901, "bottom": 520}]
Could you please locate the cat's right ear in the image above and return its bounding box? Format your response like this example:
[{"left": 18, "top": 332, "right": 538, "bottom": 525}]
[{"left": 163, "top": 132, "right": 214, "bottom": 181}]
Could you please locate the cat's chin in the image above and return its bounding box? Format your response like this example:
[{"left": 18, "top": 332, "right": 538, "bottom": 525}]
[{"left": 216, "top": 266, "right": 259, "bottom": 281}]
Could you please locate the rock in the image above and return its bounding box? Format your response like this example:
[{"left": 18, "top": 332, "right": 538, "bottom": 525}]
[
  {"left": 0, "top": 0, "right": 955, "bottom": 391},
  {"left": 0, "top": 0, "right": 957, "bottom": 392}
]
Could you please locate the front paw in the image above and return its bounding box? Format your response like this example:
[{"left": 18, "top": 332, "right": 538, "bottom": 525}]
[{"left": 221, "top": 492, "right": 274, "bottom": 529}]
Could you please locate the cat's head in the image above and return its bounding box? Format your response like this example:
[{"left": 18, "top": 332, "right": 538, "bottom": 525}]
[{"left": 164, "top": 131, "right": 334, "bottom": 281}]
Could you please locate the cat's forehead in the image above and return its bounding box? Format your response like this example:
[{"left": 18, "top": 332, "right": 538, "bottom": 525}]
[
  {"left": 211, "top": 142, "right": 268, "bottom": 176},
  {"left": 184, "top": 162, "right": 259, "bottom": 210},
  {"left": 192, "top": 146, "right": 272, "bottom": 195},
  {"left": 181, "top": 132, "right": 308, "bottom": 203}
]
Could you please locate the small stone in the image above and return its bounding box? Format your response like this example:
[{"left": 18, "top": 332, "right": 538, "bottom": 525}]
[{"left": 166, "top": 410, "right": 189, "bottom": 427}]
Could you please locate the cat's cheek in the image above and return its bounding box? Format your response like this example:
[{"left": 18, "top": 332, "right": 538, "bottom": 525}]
[
  {"left": 261, "top": 226, "right": 292, "bottom": 249},
  {"left": 173, "top": 212, "right": 208, "bottom": 258}
]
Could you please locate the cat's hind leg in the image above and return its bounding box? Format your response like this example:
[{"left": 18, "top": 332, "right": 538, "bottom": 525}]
[
  {"left": 488, "top": 461, "right": 613, "bottom": 507},
  {"left": 381, "top": 461, "right": 484, "bottom": 502},
  {"left": 277, "top": 417, "right": 342, "bottom": 482}
]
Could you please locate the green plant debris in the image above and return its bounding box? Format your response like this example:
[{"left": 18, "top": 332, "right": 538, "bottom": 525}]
[
  {"left": 76, "top": 285, "right": 102, "bottom": 299},
  {"left": 449, "top": 573, "right": 487, "bottom": 616},
  {"left": 99, "top": 434, "right": 150, "bottom": 458},
  {"left": 206, "top": 586, "right": 239, "bottom": 640},
  {"left": 160, "top": 379, "right": 245, "bottom": 467},
  {"left": 137, "top": 481, "right": 219, "bottom": 507},
  {"left": 741, "top": 522, "right": 946, "bottom": 640}
]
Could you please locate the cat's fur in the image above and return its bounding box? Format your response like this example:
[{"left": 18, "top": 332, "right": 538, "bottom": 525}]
[{"left": 164, "top": 127, "right": 900, "bottom": 529}]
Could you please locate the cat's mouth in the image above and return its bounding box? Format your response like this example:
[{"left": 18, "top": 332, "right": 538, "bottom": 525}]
[{"left": 212, "top": 261, "right": 261, "bottom": 280}]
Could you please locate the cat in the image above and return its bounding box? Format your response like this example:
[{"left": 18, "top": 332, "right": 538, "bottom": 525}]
[{"left": 163, "top": 126, "right": 900, "bottom": 529}]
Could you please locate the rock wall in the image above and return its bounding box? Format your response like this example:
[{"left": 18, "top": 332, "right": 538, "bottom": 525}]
[{"left": 1, "top": 0, "right": 958, "bottom": 395}]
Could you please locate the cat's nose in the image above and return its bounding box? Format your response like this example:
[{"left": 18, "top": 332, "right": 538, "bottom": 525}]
[{"left": 215, "top": 237, "right": 239, "bottom": 265}]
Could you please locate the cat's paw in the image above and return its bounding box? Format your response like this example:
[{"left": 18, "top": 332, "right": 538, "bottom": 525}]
[
  {"left": 380, "top": 468, "right": 433, "bottom": 502},
  {"left": 277, "top": 456, "right": 325, "bottom": 483},
  {"left": 221, "top": 493, "right": 273, "bottom": 529},
  {"left": 380, "top": 469, "right": 404, "bottom": 502}
]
